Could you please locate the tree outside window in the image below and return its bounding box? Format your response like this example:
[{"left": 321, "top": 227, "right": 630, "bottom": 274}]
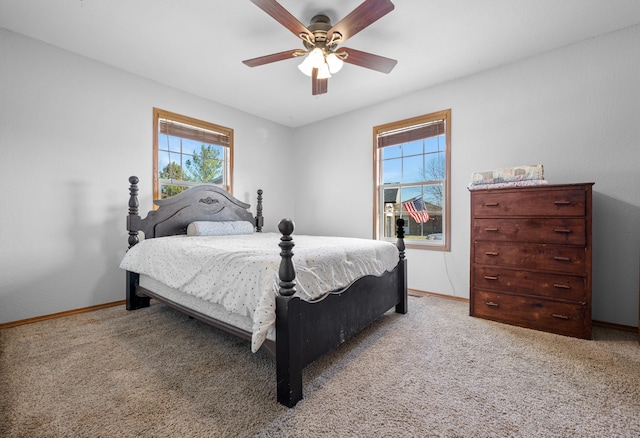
[{"left": 153, "top": 108, "right": 233, "bottom": 200}]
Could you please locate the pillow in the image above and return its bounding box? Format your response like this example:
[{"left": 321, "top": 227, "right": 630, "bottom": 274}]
[{"left": 187, "top": 221, "right": 255, "bottom": 236}]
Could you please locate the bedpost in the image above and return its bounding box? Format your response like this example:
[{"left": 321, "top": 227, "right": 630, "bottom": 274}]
[
  {"left": 275, "top": 218, "right": 303, "bottom": 407},
  {"left": 126, "top": 271, "right": 148, "bottom": 310},
  {"left": 255, "top": 189, "right": 264, "bottom": 232},
  {"left": 395, "top": 218, "right": 408, "bottom": 314},
  {"left": 126, "top": 176, "right": 150, "bottom": 310},
  {"left": 127, "top": 176, "right": 141, "bottom": 249}
]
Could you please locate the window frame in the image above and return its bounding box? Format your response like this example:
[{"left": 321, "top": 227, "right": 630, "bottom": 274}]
[
  {"left": 153, "top": 108, "right": 234, "bottom": 201},
  {"left": 373, "top": 109, "right": 451, "bottom": 251}
]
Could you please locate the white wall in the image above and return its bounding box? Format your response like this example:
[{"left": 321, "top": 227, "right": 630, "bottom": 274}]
[
  {"left": 293, "top": 24, "right": 640, "bottom": 327},
  {"left": 0, "top": 28, "right": 294, "bottom": 324}
]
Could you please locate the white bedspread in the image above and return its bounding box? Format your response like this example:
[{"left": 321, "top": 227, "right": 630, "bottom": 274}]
[{"left": 119, "top": 233, "right": 399, "bottom": 352}]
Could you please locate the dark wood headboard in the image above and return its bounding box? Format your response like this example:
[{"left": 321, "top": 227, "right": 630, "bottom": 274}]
[{"left": 126, "top": 176, "right": 263, "bottom": 247}]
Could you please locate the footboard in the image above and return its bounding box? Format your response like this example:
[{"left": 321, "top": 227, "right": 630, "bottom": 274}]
[{"left": 276, "top": 218, "right": 407, "bottom": 407}]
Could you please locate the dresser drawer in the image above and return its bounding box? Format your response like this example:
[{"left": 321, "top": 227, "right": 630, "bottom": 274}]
[
  {"left": 473, "top": 218, "right": 586, "bottom": 245},
  {"left": 473, "top": 267, "right": 586, "bottom": 302},
  {"left": 474, "top": 241, "right": 586, "bottom": 274},
  {"left": 471, "top": 290, "right": 589, "bottom": 338},
  {"left": 472, "top": 188, "right": 586, "bottom": 217}
]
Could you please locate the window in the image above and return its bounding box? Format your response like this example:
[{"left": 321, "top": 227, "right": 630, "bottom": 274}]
[
  {"left": 373, "top": 109, "right": 451, "bottom": 250},
  {"left": 153, "top": 108, "right": 233, "bottom": 200}
]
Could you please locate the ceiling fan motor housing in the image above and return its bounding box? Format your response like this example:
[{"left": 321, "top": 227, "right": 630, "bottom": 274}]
[{"left": 303, "top": 15, "right": 341, "bottom": 50}]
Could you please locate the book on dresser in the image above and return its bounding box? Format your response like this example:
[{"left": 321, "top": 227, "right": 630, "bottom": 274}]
[{"left": 469, "top": 182, "right": 594, "bottom": 339}]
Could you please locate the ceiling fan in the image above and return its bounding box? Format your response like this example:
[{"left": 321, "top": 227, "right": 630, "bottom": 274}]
[{"left": 242, "top": 0, "right": 397, "bottom": 96}]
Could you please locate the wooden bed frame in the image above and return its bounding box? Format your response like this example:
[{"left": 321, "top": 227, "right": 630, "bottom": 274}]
[{"left": 125, "top": 176, "right": 407, "bottom": 407}]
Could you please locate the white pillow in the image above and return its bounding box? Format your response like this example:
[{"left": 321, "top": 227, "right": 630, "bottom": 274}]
[{"left": 187, "top": 221, "right": 255, "bottom": 236}]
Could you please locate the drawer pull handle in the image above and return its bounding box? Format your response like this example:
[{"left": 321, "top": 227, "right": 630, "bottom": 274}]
[
  {"left": 484, "top": 227, "right": 499, "bottom": 232},
  {"left": 485, "top": 251, "right": 499, "bottom": 256},
  {"left": 554, "top": 228, "right": 572, "bottom": 234},
  {"left": 485, "top": 301, "right": 499, "bottom": 307},
  {"left": 553, "top": 256, "right": 571, "bottom": 261},
  {"left": 484, "top": 276, "right": 498, "bottom": 281},
  {"left": 484, "top": 202, "right": 499, "bottom": 207},
  {"left": 553, "top": 283, "right": 571, "bottom": 289},
  {"left": 554, "top": 200, "right": 572, "bottom": 206},
  {"left": 552, "top": 313, "right": 569, "bottom": 320}
]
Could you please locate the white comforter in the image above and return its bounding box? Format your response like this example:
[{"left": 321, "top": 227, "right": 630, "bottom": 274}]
[{"left": 119, "top": 233, "right": 399, "bottom": 352}]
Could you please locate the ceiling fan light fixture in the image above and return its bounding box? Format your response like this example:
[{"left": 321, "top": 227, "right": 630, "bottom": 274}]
[
  {"left": 325, "top": 52, "right": 344, "bottom": 74},
  {"left": 317, "top": 62, "right": 332, "bottom": 79},
  {"left": 307, "top": 47, "right": 324, "bottom": 67},
  {"left": 297, "top": 56, "right": 314, "bottom": 76},
  {"left": 298, "top": 47, "right": 326, "bottom": 77}
]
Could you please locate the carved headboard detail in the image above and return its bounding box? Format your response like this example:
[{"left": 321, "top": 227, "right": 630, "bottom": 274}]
[{"left": 127, "top": 176, "right": 263, "bottom": 247}]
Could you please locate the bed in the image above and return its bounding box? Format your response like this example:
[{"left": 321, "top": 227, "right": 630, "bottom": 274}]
[{"left": 121, "top": 176, "right": 407, "bottom": 407}]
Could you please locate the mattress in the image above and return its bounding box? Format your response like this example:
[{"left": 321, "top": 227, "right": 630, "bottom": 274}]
[{"left": 120, "top": 233, "right": 399, "bottom": 352}]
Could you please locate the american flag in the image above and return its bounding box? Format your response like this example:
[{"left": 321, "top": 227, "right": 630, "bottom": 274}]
[{"left": 403, "top": 198, "right": 430, "bottom": 223}]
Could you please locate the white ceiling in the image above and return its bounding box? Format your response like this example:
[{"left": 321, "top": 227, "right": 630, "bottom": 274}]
[{"left": 2, "top": 0, "right": 640, "bottom": 128}]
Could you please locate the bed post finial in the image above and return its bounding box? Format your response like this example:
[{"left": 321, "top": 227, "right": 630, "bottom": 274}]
[
  {"left": 277, "top": 218, "right": 296, "bottom": 297},
  {"left": 256, "top": 189, "right": 264, "bottom": 232},
  {"left": 127, "top": 176, "right": 141, "bottom": 249}
]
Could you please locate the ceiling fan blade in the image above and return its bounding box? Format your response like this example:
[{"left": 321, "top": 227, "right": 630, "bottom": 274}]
[
  {"left": 250, "top": 0, "right": 311, "bottom": 39},
  {"left": 242, "top": 49, "right": 301, "bottom": 67},
  {"left": 311, "top": 68, "right": 328, "bottom": 95},
  {"left": 327, "top": 0, "right": 394, "bottom": 44},
  {"left": 340, "top": 47, "right": 397, "bottom": 74}
]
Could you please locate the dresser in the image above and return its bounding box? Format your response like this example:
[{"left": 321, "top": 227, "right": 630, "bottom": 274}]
[{"left": 469, "top": 182, "right": 594, "bottom": 339}]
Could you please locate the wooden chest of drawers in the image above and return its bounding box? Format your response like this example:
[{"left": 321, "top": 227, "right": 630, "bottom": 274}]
[{"left": 469, "top": 183, "right": 594, "bottom": 339}]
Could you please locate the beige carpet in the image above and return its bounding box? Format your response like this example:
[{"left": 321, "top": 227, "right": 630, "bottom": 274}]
[{"left": 1, "top": 295, "right": 639, "bottom": 437}]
